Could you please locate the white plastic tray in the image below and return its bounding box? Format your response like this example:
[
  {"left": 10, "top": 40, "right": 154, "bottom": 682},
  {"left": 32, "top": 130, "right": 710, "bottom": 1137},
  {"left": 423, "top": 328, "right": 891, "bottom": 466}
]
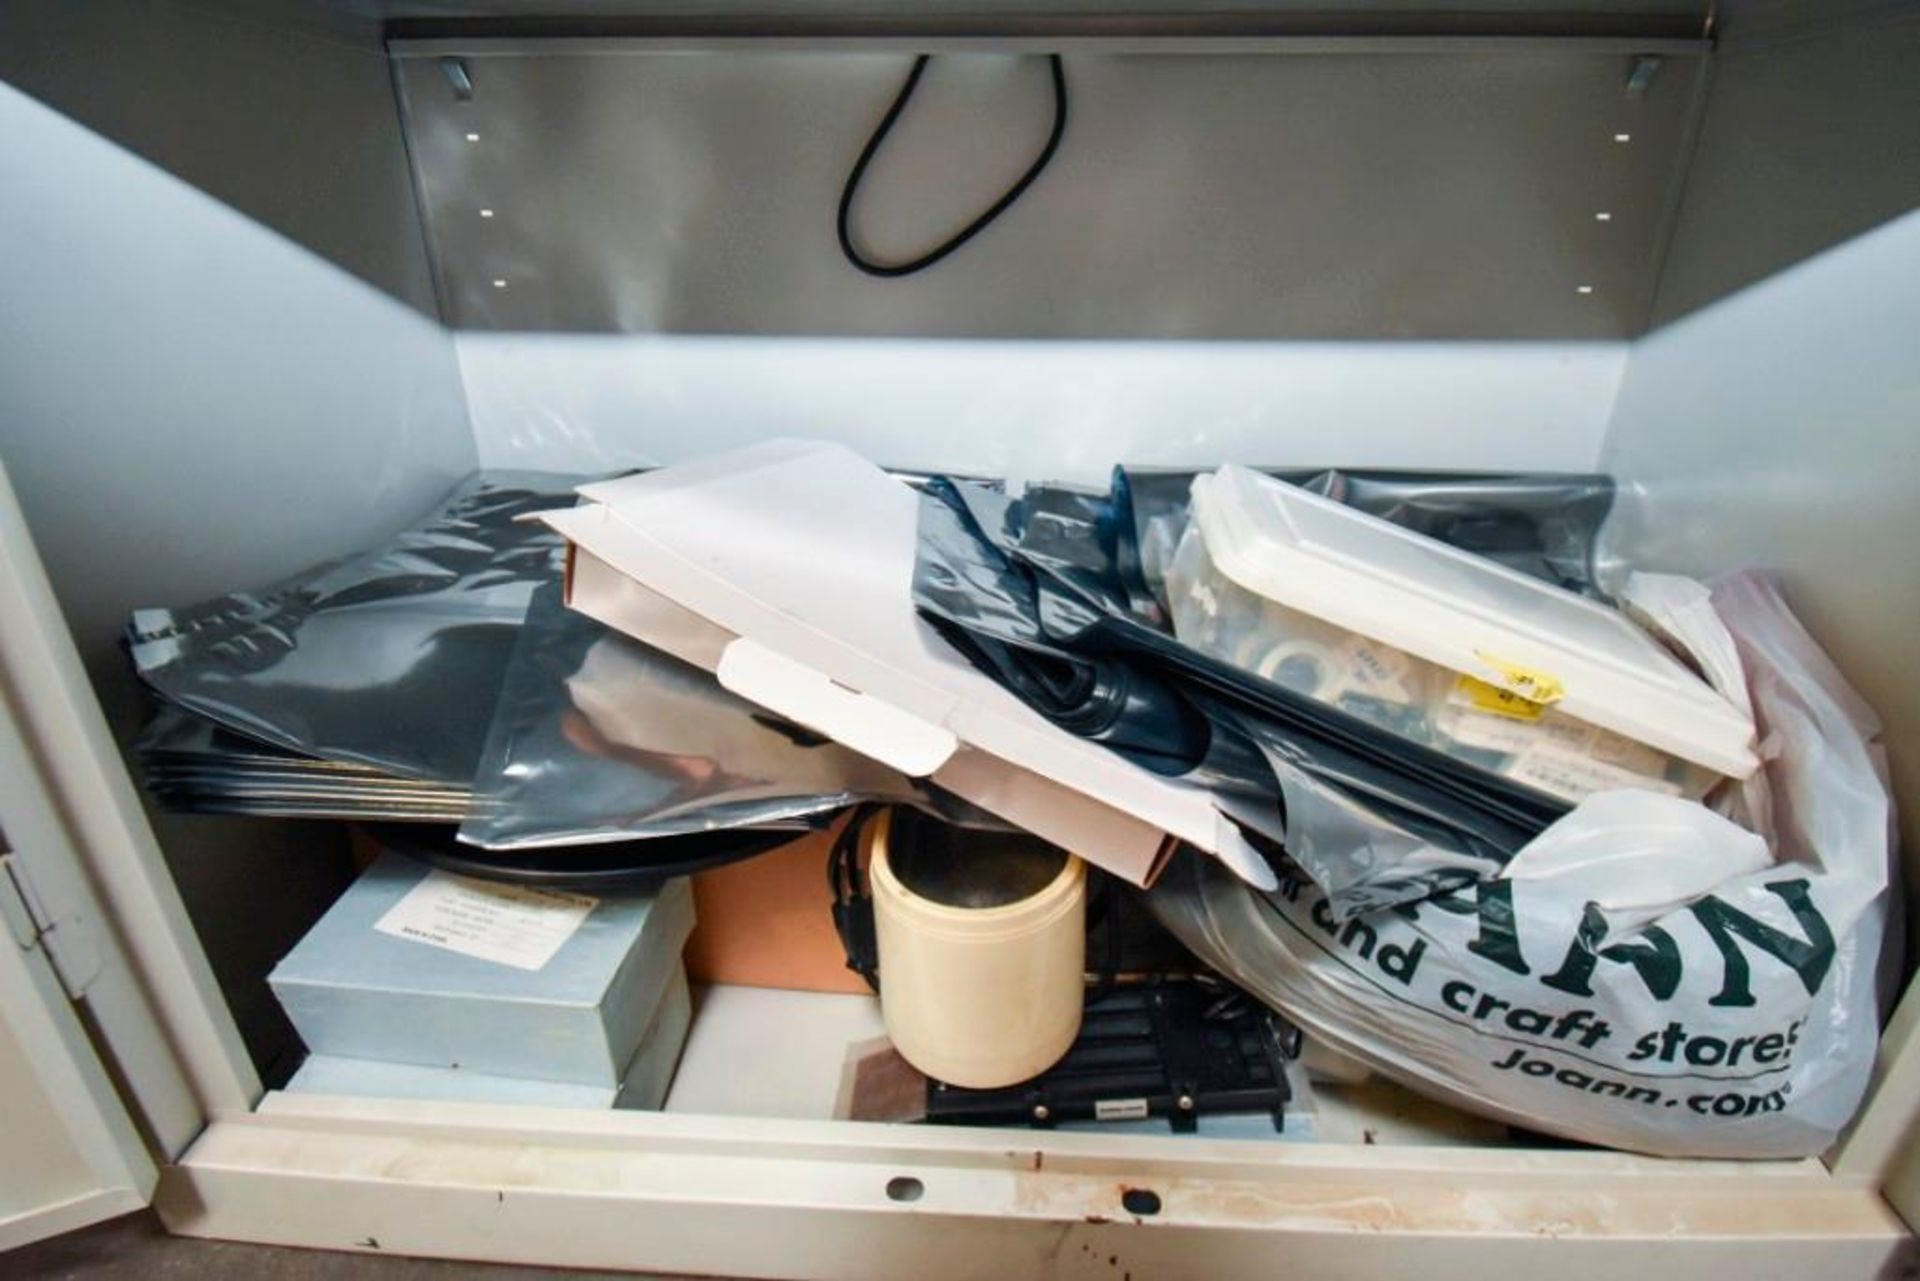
[{"left": 1189, "top": 465, "right": 1758, "bottom": 778}]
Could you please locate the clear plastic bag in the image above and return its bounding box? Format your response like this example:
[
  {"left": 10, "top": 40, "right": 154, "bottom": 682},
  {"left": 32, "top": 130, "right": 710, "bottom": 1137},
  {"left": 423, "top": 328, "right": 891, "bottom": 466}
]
[
  {"left": 1164, "top": 517, "right": 1718, "bottom": 806},
  {"left": 1118, "top": 465, "right": 1617, "bottom": 622},
  {"left": 1148, "top": 572, "right": 1896, "bottom": 1158}
]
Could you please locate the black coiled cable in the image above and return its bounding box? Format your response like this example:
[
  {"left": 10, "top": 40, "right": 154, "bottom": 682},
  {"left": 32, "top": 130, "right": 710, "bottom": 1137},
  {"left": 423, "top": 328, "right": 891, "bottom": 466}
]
[{"left": 837, "top": 54, "right": 1068, "bottom": 279}]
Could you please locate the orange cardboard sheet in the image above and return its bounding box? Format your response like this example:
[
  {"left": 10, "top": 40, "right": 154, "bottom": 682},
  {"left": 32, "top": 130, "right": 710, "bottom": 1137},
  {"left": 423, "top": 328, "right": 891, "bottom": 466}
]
[{"left": 683, "top": 826, "right": 873, "bottom": 996}]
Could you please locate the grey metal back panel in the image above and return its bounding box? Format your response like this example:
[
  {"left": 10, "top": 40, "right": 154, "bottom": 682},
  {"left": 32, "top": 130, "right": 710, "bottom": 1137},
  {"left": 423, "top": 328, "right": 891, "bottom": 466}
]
[
  {"left": 0, "top": 0, "right": 435, "bottom": 317},
  {"left": 1646, "top": 4, "right": 1920, "bottom": 328},
  {"left": 395, "top": 41, "right": 1705, "bottom": 338}
]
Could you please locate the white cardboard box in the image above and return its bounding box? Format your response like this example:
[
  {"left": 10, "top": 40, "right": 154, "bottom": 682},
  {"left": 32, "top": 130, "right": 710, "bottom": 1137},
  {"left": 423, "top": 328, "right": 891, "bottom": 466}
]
[{"left": 535, "top": 440, "right": 1275, "bottom": 890}]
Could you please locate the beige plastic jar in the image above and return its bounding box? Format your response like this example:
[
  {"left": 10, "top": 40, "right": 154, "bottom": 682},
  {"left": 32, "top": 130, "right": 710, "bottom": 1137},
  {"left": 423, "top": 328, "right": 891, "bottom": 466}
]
[{"left": 866, "top": 810, "right": 1086, "bottom": 1089}]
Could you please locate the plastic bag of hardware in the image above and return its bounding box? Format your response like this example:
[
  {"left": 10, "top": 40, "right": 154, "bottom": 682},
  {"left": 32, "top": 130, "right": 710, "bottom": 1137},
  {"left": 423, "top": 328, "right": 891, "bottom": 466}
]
[
  {"left": 127, "top": 471, "right": 584, "bottom": 784},
  {"left": 913, "top": 472, "right": 1580, "bottom": 915},
  {"left": 1159, "top": 493, "right": 1739, "bottom": 808},
  {"left": 1149, "top": 572, "right": 1896, "bottom": 1158},
  {"left": 460, "top": 582, "right": 920, "bottom": 849}
]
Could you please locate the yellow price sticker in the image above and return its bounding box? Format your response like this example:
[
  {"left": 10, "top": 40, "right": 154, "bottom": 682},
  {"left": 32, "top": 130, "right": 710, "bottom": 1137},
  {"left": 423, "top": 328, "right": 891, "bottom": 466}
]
[{"left": 1470, "top": 652, "right": 1567, "bottom": 708}]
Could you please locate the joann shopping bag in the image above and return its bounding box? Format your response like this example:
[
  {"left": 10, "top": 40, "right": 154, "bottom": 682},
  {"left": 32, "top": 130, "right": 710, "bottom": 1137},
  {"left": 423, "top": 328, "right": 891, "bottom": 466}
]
[{"left": 1150, "top": 573, "right": 1896, "bottom": 1158}]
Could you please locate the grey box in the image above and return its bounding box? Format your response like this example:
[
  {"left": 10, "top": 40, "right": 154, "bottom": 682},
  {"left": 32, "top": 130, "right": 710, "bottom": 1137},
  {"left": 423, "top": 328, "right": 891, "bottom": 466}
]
[
  {"left": 285, "top": 965, "right": 693, "bottom": 1110},
  {"left": 270, "top": 852, "right": 693, "bottom": 1086}
]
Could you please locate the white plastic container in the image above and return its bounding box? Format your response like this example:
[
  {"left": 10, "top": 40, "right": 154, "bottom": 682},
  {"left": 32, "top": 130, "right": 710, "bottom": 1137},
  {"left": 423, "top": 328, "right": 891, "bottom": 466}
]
[
  {"left": 1167, "top": 465, "right": 1759, "bottom": 804},
  {"left": 866, "top": 810, "right": 1086, "bottom": 1089}
]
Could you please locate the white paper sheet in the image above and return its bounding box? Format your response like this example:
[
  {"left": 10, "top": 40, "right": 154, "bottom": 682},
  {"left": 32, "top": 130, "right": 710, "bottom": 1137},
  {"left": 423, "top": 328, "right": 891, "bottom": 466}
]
[{"left": 374, "top": 870, "right": 598, "bottom": 972}]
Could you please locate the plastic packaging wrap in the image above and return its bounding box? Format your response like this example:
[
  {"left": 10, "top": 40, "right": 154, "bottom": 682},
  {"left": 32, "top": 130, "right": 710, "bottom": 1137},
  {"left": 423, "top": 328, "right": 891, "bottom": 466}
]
[
  {"left": 1622, "top": 571, "right": 1776, "bottom": 837},
  {"left": 133, "top": 704, "right": 472, "bottom": 822},
  {"left": 460, "top": 582, "right": 919, "bottom": 848},
  {"left": 1164, "top": 517, "right": 1719, "bottom": 805},
  {"left": 127, "top": 468, "right": 934, "bottom": 848},
  {"left": 128, "top": 472, "right": 582, "bottom": 784},
  {"left": 1148, "top": 573, "right": 1894, "bottom": 1158},
  {"left": 913, "top": 481, "right": 1213, "bottom": 779},
  {"left": 1496, "top": 791, "right": 1772, "bottom": 937},
  {"left": 913, "top": 472, "right": 1579, "bottom": 914},
  {"left": 1117, "top": 466, "right": 1615, "bottom": 619}
]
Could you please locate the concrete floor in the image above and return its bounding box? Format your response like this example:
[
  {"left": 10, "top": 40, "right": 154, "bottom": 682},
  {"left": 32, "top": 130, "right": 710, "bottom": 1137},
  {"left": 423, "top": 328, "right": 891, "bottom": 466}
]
[{"left": 4, "top": 1211, "right": 694, "bottom": 1280}]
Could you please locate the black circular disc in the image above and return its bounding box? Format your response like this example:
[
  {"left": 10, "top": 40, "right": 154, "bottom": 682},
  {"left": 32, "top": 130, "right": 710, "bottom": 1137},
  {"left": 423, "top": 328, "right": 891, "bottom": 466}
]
[{"left": 363, "top": 822, "right": 800, "bottom": 892}]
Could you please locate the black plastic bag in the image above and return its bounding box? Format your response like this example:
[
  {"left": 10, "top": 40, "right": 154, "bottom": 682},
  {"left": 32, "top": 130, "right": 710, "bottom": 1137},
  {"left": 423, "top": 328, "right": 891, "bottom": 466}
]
[
  {"left": 912, "top": 467, "right": 1613, "bottom": 916},
  {"left": 460, "top": 581, "right": 919, "bottom": 848},
  {"left": 128, "top": 472, "right": 582, "bottom": 785}
]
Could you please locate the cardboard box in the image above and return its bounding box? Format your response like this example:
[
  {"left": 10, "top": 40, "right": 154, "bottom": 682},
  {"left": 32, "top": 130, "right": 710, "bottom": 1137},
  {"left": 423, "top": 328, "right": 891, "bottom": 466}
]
[
  {"left": 284, "top": 965, "right": 693, "bottom": 1110},
  {"left": 270, "top": 852, "right": 694, "bottom": 1086},
  {"left": 684, "top": 827, "right": 871, "bottom": 996},
  {"left": 534, "top": 440, "right": 1276, "bottom": 891}
]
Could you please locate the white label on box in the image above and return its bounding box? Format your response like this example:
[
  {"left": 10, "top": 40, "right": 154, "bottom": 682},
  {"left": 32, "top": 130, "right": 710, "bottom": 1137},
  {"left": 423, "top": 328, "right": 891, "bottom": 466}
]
[
  {"left": 374, "top": 871, "right": 598, "bottom": 971},
  {"left": 1094, "top": 1097, "right": 1151, "bottom": 1121},
  {"left": 1508, "top": 742, "right": 1683, "bottom": 805},
  {"left": 1437, "top": 702, "right": 1544, "bottom": 755},
  {"left": 1587, "top": 727, "right": 1673, "bottom": 778}
]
